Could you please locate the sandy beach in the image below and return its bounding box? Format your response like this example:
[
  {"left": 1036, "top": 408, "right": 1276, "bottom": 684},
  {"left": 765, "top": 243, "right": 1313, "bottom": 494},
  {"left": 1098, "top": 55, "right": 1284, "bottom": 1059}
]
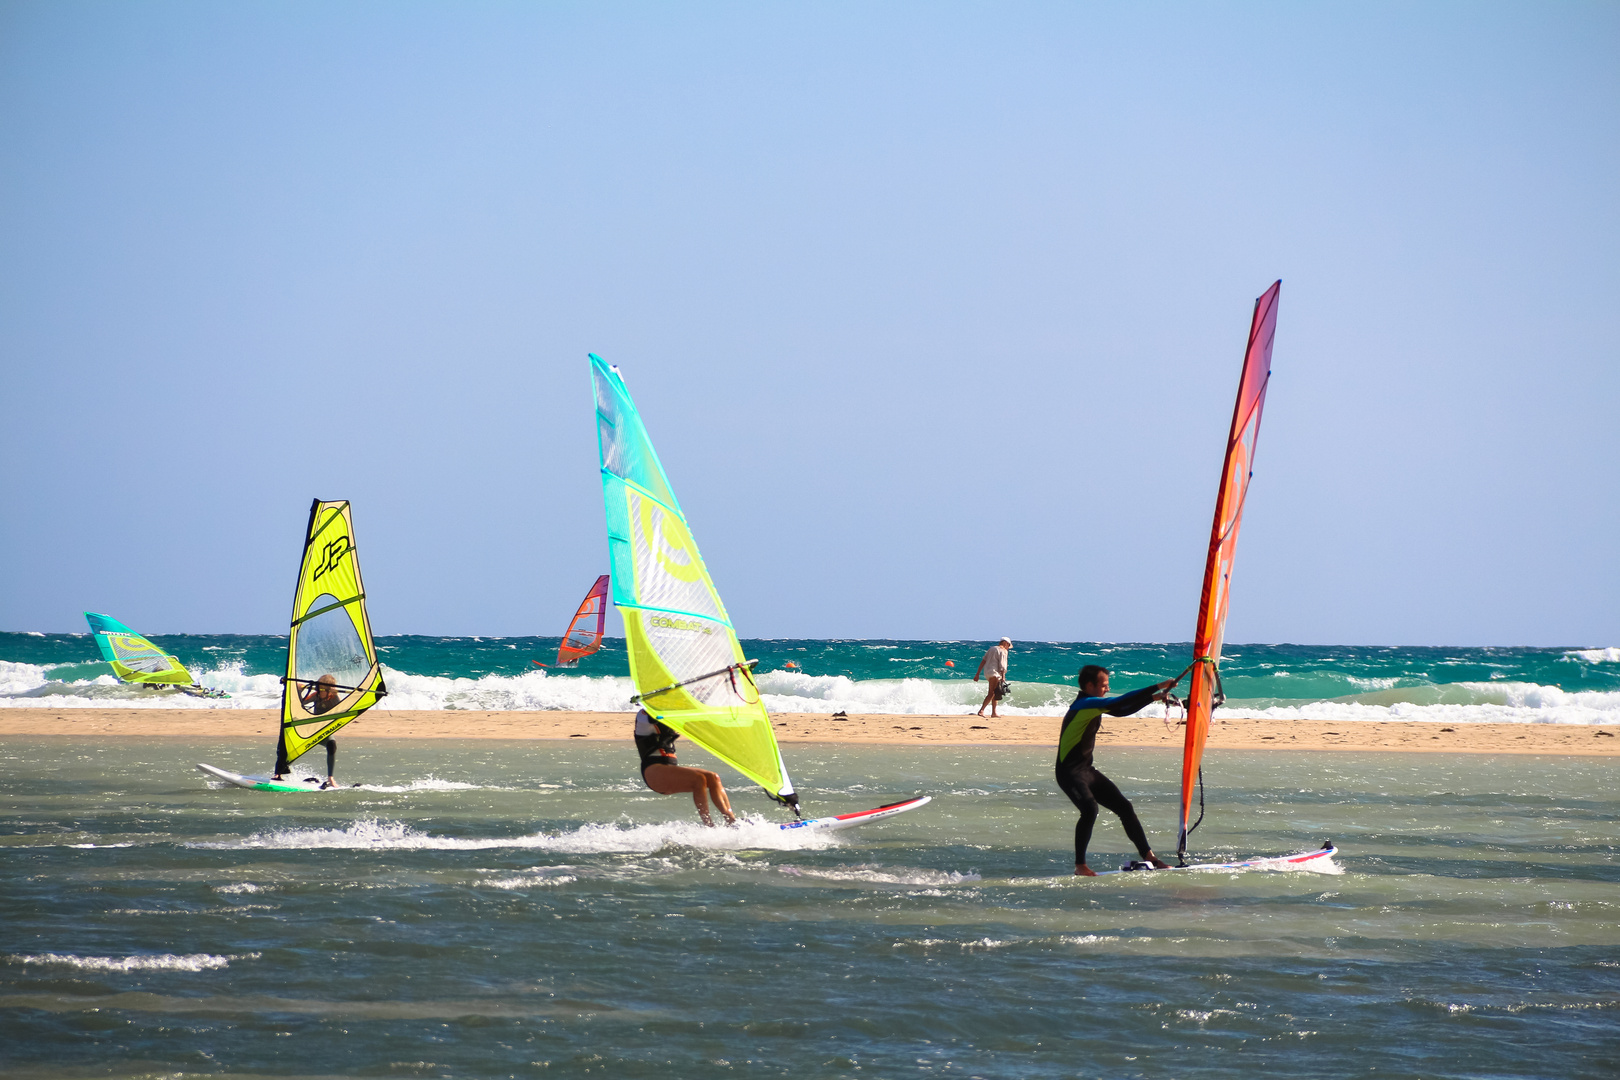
[{"left": 3, "top": 708, "right": 1617, "bottom": 755}]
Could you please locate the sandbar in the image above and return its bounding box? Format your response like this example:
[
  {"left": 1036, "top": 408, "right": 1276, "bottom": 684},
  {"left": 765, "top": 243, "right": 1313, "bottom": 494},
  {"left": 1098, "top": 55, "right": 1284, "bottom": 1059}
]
[{"left": 1, "top": 708, "right": 1617, "bottom": 755}]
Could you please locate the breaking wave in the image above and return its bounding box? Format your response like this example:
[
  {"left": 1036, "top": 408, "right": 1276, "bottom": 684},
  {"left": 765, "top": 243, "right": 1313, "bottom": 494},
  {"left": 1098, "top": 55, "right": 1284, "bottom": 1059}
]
[
  {"left": 187, "top": 815, "right": 842, "bottom": 854},
  {"left": 4, "top": 638, "right": 1617, "bottom": 725},
  {"left": 7, "top": 952, "right": 256, "bottom": 972}
]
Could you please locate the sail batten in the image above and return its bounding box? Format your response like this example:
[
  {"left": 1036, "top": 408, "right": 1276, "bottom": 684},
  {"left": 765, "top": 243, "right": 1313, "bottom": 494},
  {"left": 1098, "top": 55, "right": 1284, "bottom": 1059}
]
[
  {"left": 278, "top": 499, "right": 386, "bottom": 765},
  {"left": 1178, "top": 281, "right": 1281, "bottom": 860},
  {"left": 590, "top": 354, "right": 795, "bottom": 804}
]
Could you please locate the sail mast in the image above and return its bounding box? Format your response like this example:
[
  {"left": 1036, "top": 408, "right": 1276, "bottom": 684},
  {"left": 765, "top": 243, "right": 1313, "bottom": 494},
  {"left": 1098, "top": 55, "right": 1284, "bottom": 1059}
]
[
  {"left": 1178, "top": 281, "right": 1281, "bottom": 862},
  {"left": 589, "top": 354, "right": 798, "bottom": 811}
]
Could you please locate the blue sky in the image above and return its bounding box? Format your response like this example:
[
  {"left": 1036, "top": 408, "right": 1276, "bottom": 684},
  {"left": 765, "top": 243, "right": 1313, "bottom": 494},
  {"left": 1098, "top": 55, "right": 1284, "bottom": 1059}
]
[{"left": 1, "top": 2, "right": 1615, "bottom": 645}]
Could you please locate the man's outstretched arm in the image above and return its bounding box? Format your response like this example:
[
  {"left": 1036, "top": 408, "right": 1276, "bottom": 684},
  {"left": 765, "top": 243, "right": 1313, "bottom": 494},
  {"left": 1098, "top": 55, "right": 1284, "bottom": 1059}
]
[{"left": 1102, "top": 680, "right": 1175, "bottom": 717}]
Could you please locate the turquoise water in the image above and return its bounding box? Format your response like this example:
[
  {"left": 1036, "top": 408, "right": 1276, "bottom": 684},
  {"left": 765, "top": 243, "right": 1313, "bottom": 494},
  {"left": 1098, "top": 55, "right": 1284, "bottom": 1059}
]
[
  {"left": 2, "top": 738, "right": 1615, "bottom": 1078},
  {"left": 4, "top": 634, "right": 1619, "bottom": 724}
]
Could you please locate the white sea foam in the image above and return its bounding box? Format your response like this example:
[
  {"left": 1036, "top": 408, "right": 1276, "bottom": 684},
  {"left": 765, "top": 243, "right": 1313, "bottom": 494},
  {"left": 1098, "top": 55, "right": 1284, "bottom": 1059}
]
[
  {"left": 189, "top": 815, "right": 841, "bottom": 854},
  {"left": 8, "top": 952, "right": 256, "bottom": 972},
  {"left": 477, "top": 869, "right": 580, "bottom": 890},
  {"left": 357, "top": 776, "right": 494, "bottom": 794},
  {"left": 775, "top": 864, "right": 980, "bottom": 886},
  {"left": 1218, "top": 683, "right": 1620, "bottom": 726},
  {"left": 4, "top": 657, "right": 1615, "bottom": 725}
]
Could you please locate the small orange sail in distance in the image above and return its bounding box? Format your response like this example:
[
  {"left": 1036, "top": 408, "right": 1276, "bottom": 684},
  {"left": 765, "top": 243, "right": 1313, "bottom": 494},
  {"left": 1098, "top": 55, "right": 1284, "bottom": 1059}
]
[{"left": 534, "top": 575, "right": 611, "bottom": 668}]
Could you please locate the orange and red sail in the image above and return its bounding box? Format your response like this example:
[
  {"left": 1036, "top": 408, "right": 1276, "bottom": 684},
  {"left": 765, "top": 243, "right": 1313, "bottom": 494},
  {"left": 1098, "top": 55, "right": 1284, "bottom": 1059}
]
[
  {"left": 1178, "top": 281, "right": 1281, "bottom": 860},
  {"left": 554, "top": 575, "right": 610, "bottom": 667}
]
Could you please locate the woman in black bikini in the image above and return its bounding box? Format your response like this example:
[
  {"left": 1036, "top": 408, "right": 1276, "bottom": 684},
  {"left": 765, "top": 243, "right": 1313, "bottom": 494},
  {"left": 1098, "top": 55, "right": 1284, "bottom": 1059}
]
[{"left": 634, "top": 709, "right": 737, "bottom": 826}]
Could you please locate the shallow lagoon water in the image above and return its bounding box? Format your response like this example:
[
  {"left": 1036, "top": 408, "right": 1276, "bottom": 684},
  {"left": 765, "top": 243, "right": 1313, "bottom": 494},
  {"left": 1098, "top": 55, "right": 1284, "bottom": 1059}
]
[{"left": 1, "top": 738, "right": 1615, "bottom": 1078}]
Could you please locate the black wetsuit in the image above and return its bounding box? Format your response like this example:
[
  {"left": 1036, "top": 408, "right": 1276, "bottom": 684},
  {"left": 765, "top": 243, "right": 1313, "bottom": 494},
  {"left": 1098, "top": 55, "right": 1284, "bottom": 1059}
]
[
  {"left": 634, "top": 712, "right": 678, "bottom": 781},
  {"left": 273, "top": 731, "right": 336, "bottom": 778},
  {"left": 1055, "top": 684, "right": 1160, "bottom": 867},
  {"left": 274, "top": 683, "right": 339, "bottom": 778}
]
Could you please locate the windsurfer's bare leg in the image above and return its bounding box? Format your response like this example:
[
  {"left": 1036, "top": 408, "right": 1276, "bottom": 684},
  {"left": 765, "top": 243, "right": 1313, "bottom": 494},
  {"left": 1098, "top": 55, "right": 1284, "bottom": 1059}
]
[
  {"left": 977, "top": 676, "right": 1000, "bottom": 718},
  {"left": 643, "top": 764, "right": 736, "bottom": 826},
  {"left": 703, "top": 771, "right": 736, "bottom": 825}
]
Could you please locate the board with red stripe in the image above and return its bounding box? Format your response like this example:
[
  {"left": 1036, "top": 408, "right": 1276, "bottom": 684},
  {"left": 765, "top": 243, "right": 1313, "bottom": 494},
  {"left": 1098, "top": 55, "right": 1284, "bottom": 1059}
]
[
  {"left": 778, "top": 795, "right": 931, "bottom": 832},
  {"left": 1096, "top": 841, "right": 1338, "bottom": 875}
]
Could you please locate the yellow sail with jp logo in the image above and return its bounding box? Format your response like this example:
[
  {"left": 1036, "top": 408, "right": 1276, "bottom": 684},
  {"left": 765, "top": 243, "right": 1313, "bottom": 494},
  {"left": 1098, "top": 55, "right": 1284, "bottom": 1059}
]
[
  {"left": 277, "top": 499, "right": 387, "bottom": 765},
  {"left": 590, "top": 355, "right": 797, "bottom": 808}
]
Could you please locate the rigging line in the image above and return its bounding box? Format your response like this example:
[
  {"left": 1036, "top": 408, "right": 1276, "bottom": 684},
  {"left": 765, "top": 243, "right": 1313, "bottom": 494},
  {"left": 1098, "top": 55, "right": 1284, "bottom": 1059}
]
[
  {"left": 1187, "top": 767, "right": 1207, "bottom": 839},
  {"left": 728, "top": 663, "right": 762, "bottom": 706},
  {"left": 631, "top": 660, "right": 759, "bottom": 705},
  {"left": 1176, "top": 767, "right": 1207, "bottom": 868}
]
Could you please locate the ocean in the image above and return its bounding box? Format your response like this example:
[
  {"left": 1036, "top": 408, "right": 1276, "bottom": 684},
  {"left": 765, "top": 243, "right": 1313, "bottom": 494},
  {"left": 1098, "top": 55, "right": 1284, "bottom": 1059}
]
[
  {"left": 3, "top": 633, "right": 1619, "bottom": 725},
  {"left": 1, "top": 738, "right": 1614, "bottom": 1078}
]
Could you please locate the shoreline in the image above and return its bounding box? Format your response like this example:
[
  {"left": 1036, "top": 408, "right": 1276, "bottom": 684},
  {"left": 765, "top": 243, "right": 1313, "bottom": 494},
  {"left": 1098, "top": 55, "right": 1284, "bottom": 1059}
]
[{"left": 2, "top": 708, "right": 1617, "bottom": 755}]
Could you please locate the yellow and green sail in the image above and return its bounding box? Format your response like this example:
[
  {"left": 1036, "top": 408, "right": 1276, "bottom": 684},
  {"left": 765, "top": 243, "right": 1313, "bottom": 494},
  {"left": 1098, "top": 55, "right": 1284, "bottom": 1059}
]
[
  {"left": 590, "top": 355, "right": 796, "bottom": 806},
  {"left": 84, "top": 612, "right": 195, "bottom": 687},
  {"left": 278, "top": 499, "right": 387, "bottom": 765}
]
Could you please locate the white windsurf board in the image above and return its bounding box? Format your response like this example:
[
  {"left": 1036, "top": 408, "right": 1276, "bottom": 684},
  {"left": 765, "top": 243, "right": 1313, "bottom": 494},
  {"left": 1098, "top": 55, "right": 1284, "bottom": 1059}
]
[
  {"left": 197, "top": 763, "right": 349, "bottom": 793},
  {"left": 778, "top": 795, "right": 930, "bottom": 832},
  {"left": 1092, "top": 842, "right": 1339, "bottom": 876}
]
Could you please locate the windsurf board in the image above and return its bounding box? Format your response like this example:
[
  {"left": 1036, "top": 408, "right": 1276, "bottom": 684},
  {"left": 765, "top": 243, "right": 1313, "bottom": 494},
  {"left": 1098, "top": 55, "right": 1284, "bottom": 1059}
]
[
  {"left": 1093, "top": 842, "right": 1338, "bottom": 875},
  {"left": 197, "top": 763, "right": 352, "bottom": 792},
  {"left": 779, "top": 795, "right": 930, "bottom": 832}
]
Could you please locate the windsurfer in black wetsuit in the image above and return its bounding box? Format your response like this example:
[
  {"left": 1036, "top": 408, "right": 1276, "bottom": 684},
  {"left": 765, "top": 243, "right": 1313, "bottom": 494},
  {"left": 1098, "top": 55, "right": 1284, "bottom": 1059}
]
[
  {"left": 1057, "top": 665, "right": 1176, "bottom": 875},
  {"left": 273, "top": 673, "right": 340, "bottom": 788},
  {"left": 634, "top": 709, "right": 737, "bottom": 826}
]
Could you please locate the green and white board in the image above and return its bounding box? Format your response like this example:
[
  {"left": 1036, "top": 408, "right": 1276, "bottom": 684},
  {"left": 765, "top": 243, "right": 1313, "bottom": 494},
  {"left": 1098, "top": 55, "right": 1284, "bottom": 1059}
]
[{"left": 196, "top": 763, "right": 354, "bottom": 792}]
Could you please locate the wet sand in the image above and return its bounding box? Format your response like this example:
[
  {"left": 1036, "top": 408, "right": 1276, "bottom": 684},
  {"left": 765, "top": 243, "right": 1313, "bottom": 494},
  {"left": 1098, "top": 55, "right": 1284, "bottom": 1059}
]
[{"left": 2, "top": 708, "right": 1617, "bottom": 755}]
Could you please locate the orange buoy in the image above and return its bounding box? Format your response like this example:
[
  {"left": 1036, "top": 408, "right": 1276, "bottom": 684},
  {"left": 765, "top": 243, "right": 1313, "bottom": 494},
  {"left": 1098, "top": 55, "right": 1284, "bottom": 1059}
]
[
  {"left": 784, "top": 661, "right": 798, "bottom": 669},
  {"left": 944, "top": 660, "right": 955, "bottom": 667}
]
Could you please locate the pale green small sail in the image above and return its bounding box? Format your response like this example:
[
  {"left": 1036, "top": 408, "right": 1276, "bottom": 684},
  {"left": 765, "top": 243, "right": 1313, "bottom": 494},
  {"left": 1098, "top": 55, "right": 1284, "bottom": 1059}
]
[
  {"left": 84, "top": 612, "right": 194, "bottom": 686},
  {"left": 82, "top": 612, "right": 227, "bottom": 697}
]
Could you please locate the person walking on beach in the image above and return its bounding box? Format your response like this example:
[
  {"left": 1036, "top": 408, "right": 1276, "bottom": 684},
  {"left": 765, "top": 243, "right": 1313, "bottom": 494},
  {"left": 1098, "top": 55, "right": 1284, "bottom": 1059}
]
[
  {"left": 975, "top": 638, "right": 1012, "bottom": 717},
  {"left": 1057, "top": 665, "right": 1177, "bottom": 875},
  {"left": 634, "top": 709, "right": 738, "bottom": 827}
]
